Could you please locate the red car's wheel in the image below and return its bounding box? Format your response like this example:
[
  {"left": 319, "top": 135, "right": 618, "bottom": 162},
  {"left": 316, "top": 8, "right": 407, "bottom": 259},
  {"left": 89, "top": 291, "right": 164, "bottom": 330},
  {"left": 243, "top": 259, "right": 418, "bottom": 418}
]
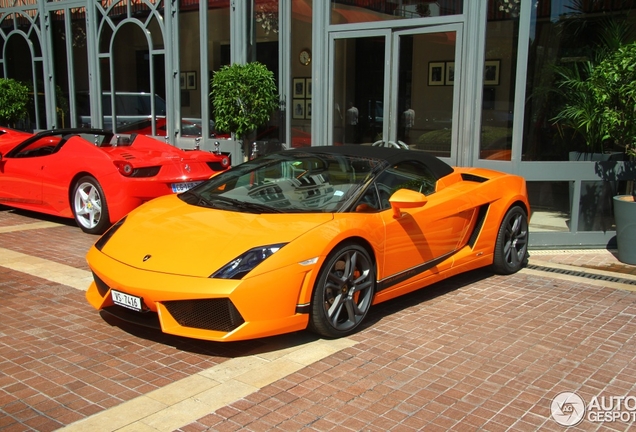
[
  {"left": 72, "top": 176, "right": 110, "bottom": 234},
  {"left": 309, "top": 243, "right": 375, "bottom": 338},
  {"left": 491, "top": 205, "right": 529, "bottom": 275}
]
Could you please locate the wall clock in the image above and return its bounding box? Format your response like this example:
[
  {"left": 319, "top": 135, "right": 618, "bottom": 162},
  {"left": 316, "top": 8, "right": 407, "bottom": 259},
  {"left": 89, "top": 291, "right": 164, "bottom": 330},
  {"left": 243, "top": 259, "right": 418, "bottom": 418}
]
[{"left": 299, "top": 49, "right": 311, "bottom": 66}]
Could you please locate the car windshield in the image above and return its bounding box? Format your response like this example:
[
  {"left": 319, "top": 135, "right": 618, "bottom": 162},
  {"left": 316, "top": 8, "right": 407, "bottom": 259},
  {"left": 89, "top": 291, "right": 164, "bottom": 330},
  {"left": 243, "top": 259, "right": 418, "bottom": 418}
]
[{"left": 181, "top": 152, "right": 386, "bottom": 213}]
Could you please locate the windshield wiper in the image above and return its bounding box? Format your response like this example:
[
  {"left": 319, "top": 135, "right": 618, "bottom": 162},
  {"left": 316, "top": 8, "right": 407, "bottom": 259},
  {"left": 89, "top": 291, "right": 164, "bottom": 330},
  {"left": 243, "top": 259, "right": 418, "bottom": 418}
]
[{"left": 179, "top": 190, "right": 218, "bottom": 208}]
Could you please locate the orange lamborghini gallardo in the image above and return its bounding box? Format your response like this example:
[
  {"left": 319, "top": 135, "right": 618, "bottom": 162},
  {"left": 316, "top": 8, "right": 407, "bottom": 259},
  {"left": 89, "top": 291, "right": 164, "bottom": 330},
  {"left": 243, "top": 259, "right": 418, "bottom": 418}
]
[{"left": 86, "top": 145, "right": 530, "bottom": 341}]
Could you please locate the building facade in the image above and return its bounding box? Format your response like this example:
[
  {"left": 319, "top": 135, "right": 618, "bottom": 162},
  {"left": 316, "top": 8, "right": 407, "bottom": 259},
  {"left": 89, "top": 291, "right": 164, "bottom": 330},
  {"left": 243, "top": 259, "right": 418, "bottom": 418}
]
[{"left": 1, "top": 0, "right": 635, "bottom": 248}]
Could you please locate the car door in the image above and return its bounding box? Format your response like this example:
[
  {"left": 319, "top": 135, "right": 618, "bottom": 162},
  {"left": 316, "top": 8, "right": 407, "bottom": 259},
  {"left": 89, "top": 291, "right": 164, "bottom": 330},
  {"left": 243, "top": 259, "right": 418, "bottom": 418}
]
[
  {"left": 0, "top": 138, "right": 56, "bottom": 207},
  {"left": 373, "top": 160, "right": 475, "bottom": 290}
]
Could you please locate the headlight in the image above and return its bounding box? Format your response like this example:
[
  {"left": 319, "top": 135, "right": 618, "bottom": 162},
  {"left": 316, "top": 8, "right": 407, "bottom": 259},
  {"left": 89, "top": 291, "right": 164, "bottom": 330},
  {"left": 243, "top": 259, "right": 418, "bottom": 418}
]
[{"left": 211, "top": 243, "right": 286, "bottom": 279}]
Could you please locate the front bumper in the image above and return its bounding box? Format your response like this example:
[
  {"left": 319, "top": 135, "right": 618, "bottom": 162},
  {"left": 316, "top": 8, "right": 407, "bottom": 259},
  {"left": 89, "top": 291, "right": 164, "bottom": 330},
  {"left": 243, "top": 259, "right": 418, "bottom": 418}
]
[{"left": 85, "top": 246, "right": 313, "bottom": 341}]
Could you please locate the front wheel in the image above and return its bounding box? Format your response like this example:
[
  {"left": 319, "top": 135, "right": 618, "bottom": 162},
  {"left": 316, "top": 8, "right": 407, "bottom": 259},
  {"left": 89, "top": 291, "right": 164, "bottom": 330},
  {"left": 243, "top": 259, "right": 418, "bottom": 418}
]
[
  {"left": 72, "top": 176, "right": 110, "bottom": 234},
  {"left": 309, "top": 243, "right": 375, "bottom": 338},
  {"left": 491, "top": 205, "right": 529, "bottom": 274}
]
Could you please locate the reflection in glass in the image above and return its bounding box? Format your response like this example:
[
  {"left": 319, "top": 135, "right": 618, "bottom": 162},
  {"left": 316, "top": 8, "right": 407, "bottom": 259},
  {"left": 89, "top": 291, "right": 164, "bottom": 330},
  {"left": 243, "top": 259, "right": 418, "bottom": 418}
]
[
  {"left": 289, "top": 1, "right": 312, "bottom": 148},
  {"left": 179, "top": 3, "right": 204, "bottom": 137},
  {"left": 578, "top": 180, "right": 622, "bottom": 232},
  {"left": 251, "top": 2, "right": 281, "bottom": 149},
  {"left": 522, "top": 3, "right": 636, "bottom": 161},
  {"left": 404, "top": 32, "right": 456, "bottom": 158},
  {"left": 478, "top": 1, "right": 518, "bottom": 161},
  {"left": 332, "top": 37, "right": 385, "bottom": 146},
  {"left": 2, "top": 10, "right": 43, "bottom": 130},
  {"left": 527, "top": 181, "right": 571, "bottom": 232},
  {"left": 330, "top": 0, "right": 463, "bottom": 24},
  {"left": 69, "top": 8, "right": 89, "bottom": 130}
]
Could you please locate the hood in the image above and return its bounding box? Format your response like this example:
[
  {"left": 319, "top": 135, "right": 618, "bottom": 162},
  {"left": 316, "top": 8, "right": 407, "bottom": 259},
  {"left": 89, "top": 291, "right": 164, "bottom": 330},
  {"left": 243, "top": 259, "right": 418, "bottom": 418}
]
[{"left": 100, "top": 194, "right": 333, "bottom": 277}]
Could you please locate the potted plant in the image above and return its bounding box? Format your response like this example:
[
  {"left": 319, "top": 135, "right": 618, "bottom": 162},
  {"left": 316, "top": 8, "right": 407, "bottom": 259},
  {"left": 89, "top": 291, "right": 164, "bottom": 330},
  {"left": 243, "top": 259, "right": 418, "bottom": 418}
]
[
  {"left": 0, "top": 78, "right": 29, "bottom": 128},
  {"left": 210, "top": 62, "right": 278, "bottom": 161},
  {"left": 590, "top": 41, "right": 636, "bottom": 264}
]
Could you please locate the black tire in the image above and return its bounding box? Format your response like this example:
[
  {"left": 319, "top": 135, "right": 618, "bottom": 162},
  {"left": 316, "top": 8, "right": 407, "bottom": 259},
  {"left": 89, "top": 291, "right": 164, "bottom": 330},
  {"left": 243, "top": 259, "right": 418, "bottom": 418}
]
[
  {"left": 491, "top": 205, "right": 529, "bottom": 275},
  {"left": 72, "top": 176, "right": 110, "bottom": 234},
  {"left": 309, "top": 243, "right": 375, "bottom": 338}
]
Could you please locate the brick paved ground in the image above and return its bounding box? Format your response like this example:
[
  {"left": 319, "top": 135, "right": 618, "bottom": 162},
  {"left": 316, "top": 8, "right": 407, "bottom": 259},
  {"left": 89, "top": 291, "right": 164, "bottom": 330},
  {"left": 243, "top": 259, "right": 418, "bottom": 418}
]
[
  {"left": 178, "top": 270, "right": 636, "bottom": 431},
  {"left": 1, "top": 205, "right": 636, "bottom": 431}
]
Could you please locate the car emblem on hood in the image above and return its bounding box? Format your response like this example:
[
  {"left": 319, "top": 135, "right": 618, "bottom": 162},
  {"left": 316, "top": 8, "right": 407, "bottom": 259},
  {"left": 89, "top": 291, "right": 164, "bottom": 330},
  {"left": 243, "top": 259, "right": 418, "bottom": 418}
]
[
  {"left": 143, "top": 254, "right": 152, "bottom": 262},
  {"left": 184, "top": 164, "right": 191, "bottom": 172}
]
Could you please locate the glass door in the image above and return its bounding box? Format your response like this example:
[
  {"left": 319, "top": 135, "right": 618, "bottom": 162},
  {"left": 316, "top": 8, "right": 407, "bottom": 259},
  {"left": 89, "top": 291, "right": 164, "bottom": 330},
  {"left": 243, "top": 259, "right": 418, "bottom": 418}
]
[
  {"left": 329, "top": 25, "right": 462, "bottom": 164},
  {"left": 330, "top": 29, "right": 390, "bottom": 147}
]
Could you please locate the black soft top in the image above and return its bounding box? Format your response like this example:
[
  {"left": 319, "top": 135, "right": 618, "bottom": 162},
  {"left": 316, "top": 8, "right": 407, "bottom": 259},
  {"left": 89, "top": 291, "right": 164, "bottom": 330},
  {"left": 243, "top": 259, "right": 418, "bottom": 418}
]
[{"left": 284, "top": 145, "right": 455, "bottom": 180}]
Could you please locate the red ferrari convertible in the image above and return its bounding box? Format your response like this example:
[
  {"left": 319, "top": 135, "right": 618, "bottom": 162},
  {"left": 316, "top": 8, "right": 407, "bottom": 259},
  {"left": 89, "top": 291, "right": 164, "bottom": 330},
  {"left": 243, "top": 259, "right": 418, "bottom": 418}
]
[{"left": 0, "top": 128, "right": 230, "bottom": 234}]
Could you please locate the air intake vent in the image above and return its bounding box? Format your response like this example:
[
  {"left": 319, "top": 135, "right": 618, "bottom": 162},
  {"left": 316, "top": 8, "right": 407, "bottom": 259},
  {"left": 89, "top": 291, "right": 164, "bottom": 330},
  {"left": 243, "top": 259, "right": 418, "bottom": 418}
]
[
  {"left": 461, "top": 173, "right": 488, "bottom": 183},
  {"left": 92, "top": 272, "right": 110, "bottom": 297},
  {"left": 164, "top": 298, "right": 245, "bottom": 332}
]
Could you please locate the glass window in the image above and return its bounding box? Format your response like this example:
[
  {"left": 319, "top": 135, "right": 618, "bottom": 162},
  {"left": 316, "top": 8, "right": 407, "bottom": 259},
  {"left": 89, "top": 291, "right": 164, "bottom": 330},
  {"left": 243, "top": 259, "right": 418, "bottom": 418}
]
[
  {"left": 372, "top": 161, "right": 437, "bottom": 210},
  {"left": 290, "top": 0, "right": 312, "bottom": 149},
  {"left": 479, "top": 0, "right": 519, "bottom": 161},
  {"left": 333, "top": 36, "right": 386, "bottom": 146},
  {"left": 578, "top": 180, "right": 620, "bottom": 232},
  {"left": 527, "top": 181, "right": 571, "bottom": 233},
  {"left": 403, "top": 31, "right": 457, "bottom": 158},
  {"left": 330, "top": 0, "right": 463, "bottom": 25},
  {"left": 252, "top": 1, "right": 281, "bottom": 150},
  {"left": 522, "top": 2, "right": 636, "bottom": 161},
  {"left": 1, "top": 9, "right": 46, "bottom": 131}
]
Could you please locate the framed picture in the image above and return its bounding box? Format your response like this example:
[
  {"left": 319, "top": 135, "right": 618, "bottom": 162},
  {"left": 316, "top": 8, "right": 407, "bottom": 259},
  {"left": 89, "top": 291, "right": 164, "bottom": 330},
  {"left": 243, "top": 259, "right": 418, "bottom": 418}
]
[
  {"left": 484, "top": 60, "right": 500, "bottom": 86},
  {"left": 428, "top": 62, "right": 445, "bottom": 86},
  {"left": 445, "top": 62, "right": 455, "bottom": 86},
  {"left": 186, "top": 71, "right": 197, "bottom": 90},
  {"left": 292, "top": 99, "right": 305, "bottom": 119},
  {"left": 293, "top": 78, "right": 306, "bottom": 98},
  {"left": 305, "top": 78, "right": 312, "bottom": 98},
  {"left": 180, "top": 72, "right": 186, "bottom": 90},
  {"left": 305, "top": 100, "right": 312, "bottom": 119}
]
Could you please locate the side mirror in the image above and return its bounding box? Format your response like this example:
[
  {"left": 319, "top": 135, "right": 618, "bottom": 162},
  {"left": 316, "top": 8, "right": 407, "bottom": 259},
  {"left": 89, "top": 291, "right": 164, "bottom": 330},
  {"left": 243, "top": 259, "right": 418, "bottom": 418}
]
[{"left": 389, "top": 188, "right": 427, "bottom": 218}]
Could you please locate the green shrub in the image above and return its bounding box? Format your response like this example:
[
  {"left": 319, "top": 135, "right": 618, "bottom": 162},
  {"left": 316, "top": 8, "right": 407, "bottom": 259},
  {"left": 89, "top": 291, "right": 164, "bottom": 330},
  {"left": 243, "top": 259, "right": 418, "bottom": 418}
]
[
  {"left": 210, "top": 62, "right": 278, "bottom": 140},
  {"left": 0, "top": 78, "right": 29, "bottom": 126}
]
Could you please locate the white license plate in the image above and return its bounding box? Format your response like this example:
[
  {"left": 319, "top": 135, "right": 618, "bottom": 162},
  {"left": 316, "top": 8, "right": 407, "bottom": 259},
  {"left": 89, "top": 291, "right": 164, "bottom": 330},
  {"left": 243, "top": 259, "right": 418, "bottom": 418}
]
[
  {"left": 111, "top": 290, "right": 142, "bottom": 312},
  {"left": 171, "top": 181, "right": 202, "bottom": 193}
]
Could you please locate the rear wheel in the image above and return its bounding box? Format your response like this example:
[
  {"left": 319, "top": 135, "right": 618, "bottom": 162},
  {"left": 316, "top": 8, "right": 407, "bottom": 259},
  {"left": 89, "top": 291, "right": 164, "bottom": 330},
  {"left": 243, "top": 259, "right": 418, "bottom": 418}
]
[
  {"left": 72, "top": 176, "right": 110, "bottom": 234},
  {"left": 309, "top": 243, "right": 375, "bottom": 338},
  {"left": 492, "top": 205, "right": 528, "bottom": 274}
]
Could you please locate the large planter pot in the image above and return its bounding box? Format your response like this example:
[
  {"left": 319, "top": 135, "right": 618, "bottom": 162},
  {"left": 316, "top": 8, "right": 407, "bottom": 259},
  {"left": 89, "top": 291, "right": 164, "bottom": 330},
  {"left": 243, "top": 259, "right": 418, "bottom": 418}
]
[{"left": 613, "top": 195, "right": 636, "bottom": 265}]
